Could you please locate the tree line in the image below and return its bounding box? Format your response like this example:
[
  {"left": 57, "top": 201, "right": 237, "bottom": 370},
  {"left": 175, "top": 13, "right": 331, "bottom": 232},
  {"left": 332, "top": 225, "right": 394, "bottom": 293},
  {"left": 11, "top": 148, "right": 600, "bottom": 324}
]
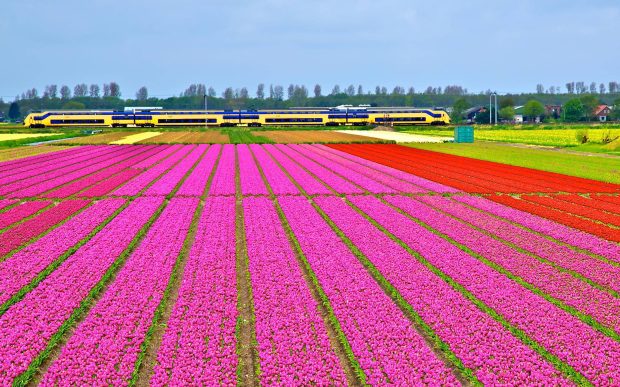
[{"left": 2, "top": 81, "right": 620, "bottom": 122}]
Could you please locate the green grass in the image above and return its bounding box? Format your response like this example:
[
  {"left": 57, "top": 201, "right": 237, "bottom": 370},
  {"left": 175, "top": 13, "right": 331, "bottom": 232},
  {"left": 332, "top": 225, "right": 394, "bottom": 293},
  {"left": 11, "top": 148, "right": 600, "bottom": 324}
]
[
  {"left": 405, "top": 142, "right": 620, "bottom": 184},
  {"left": 0, "top": 132, "right": 85, "bottom": 147},
  {"left": 224, "top": 129, "right": 273, "bottom": 144}
]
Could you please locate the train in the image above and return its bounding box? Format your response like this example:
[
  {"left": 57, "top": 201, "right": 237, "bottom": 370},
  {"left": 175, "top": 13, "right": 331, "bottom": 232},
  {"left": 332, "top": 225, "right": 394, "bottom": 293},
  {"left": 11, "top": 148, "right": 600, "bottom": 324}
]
[{"left": 23, "top": 105, "right": 450, "bottom": 128}]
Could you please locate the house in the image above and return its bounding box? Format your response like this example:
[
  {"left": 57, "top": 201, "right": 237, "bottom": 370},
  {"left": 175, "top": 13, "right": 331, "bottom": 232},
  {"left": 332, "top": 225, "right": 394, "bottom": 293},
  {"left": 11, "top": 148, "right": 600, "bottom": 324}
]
[
  {"left": 545, "top": 105, "right": 562, "bottom": 119},
  {"left": 594, "top": 105, "right": 611, "bottom": 122}
]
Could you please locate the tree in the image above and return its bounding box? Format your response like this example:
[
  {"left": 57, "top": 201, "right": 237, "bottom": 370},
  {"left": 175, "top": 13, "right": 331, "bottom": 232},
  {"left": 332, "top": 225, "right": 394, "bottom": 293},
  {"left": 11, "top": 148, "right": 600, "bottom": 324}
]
[
  {"left": 499, "top": 106, "right": 516, "bottom": 121},
  {"left": 392, "top": 86, "right": 405, "bottom": 95},
  {"left": 589, "top": 82, "right": 597, "bottom": 94},
  {"left": 611, "top": 98, "right": 620, "bottom": 121},
  {"left": 566, "top": 82, "right": 575, "bottom": 94},
  {"left": 407, "top": 87, "right": 415, "bottom": 96},
  {"left": 287, "top": 84, "right": 295, "bottom": 99},
  {"left": 579, "top": 95, "right": 600, "bottom": 120},
  {"left": 273, "top": 85, "right": 284, "bottom": 100},
  {"left": 523, "top": 100, "right": 545, "bottom": 121},
  {"left": 450, "top": 97, "right": 469, "bottom": 123},
  {"left": 60, "top": 85, "right": 71, "bottom": 99},
  {"left": 609, "top": 82, "right": 618, "bottom": 94},
  {"left": 74, "top": 84, "right": 88, "bottom": 97},
  {"left": 563, "top": 99, "right": 584, "bottom": 122},
  {"left": 536, "top": 84, "right": 544, "bottom": 94},
  {"left": 44, "top": 85, "right": 57, "bottom": 98},
  {"left": 358, "top": 85, "right": 364, "bottom": 95},
  {"left": 599, "top": 83, "right": 606, "bottom": 94},
  {"left": 62, "top": 101, "right": 86, "bottom": 110},
  {"left": 136, "top": 86, "right": 148, "bottom": 101},
  {"left": 256, "top": 84, "right": 265, "bottom": 99},
  {"left": 109, "top": 82, "right": 121, "bottom": 97},
  {"left": 576, "top": 82, "right": 587, "bottom": 94},
  {"left": 8, "top": 102, "right": 20, "bottom": 120},
  {"left": 208, "top": 87, "right": 216, "bottom": 97},
  {"left": 345, "top": 85, "right": 355, "bottom": 96},
  {"left": 89, "top": 84, "right": 100, "bottom": 98},
  {"left": 223, "top": 87, "right": 234, "bottom": 100},
  {"left": 499, "top": 97, "right": 515, "bottom": 109},
  {"left": 239, "top": 87, "right": 249, "bottom": 99},
  {"left": 380, "top": 86, "right": 387, "bottom": 95},
  {"left": 375, "top": 86, "right": 381, "bottom": 95},
  {"left": 103, "top": 84, "right": 111, "bottom": 97},
  {"left": 313, "top": 84, "right": 321, "bottom": 98},
  {"left": 330, "top": 85, "right": 341, "bottom": 95}
]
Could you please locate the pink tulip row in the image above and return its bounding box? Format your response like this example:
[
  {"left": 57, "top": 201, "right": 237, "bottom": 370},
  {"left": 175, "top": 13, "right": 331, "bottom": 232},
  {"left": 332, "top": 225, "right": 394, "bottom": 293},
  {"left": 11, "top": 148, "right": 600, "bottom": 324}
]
[
  {"left": 131, "top": 144, "right": 180, "bottom": 169},
  {"left": 1, "top": 146, "right": 138, "bottom": 197},
  {"left": 353, "top": 195, "right": 620, "bottom": 385},
  {"left": 317, "top": 144, "right": 459, "bottom": 193},
  {"left": 250, "top": 144, "right": 299, "bottom": 195},
  {"left": 306, "top": 145, "right": 428, "bottom": 193},
  {"left": 0, "top": 199, "right": 17, "bottom": 212},
  {"left": 144, "top": 145, "right": 206, "bottom": 196},
  {"left": 292, "top": 144, "right": 398, "bottom": 194},
  {"left": 243, "top": 197, "right": 346, "bottom": 385},
  {"left": 262, "top": 144, "right": 331, "bottom": 195},
  {"left": 314, "top": 195, "right": 569, "bottom": 385},
  {"left": 42, "top": 146, "right": 162, "bottom": 198},
  {"left": 0, "top": 146, "right": 88, "bottom": 174},
  {"left": 454, "top": 195, "right": 620, "bottom": 262},
  {"left": 13, "top": 146, "right": 150, "bottom": 198},
  {"left": 0, "top": 199, "right": 89, "bottom": 257},
  {"left": 275, "top": 144, "right": 364, "bottom": 194},
  {"left": 419, "top": 196, "right": 620, "bottom": 296},
  {"left": 176, "top": 144, "right": 221, "bottom": 196},
  {"left": 0, "top": 199, "right": 125, "bottom": 306},
  {"left": 42, "top": 198, "right": 197, "bottom": 385},
  {"left": 0, "top": 146, "right": 99, "bottom": 182},
  {"left": 278, "top": 196, "right": 459, "bottom": 385},
  {"left": 0, "top": 146, "right": 124, "bottom": 193},
  {"left": 151, "top": 196, "right": 238, "bottom": 385},
  {"left": 78, "top": 169, "right": 141, "bottom": 197},
  {"left": 113, "top": 146, "right": 195, "bottom": 196},
  {"left": 0, "top": 200, "right": 51, "bottom": 229},
  {"left": 410, "top": 195, "right": 620, "bottom": 336},
  {"left": 237, "top": 144, "right": 269, "bottom": 195},
  {"left": 0, "top": 197, "right": 162, "bottom": 383},
  {"left": 208, "top": 144, "right": 236, "bottom": 196}
]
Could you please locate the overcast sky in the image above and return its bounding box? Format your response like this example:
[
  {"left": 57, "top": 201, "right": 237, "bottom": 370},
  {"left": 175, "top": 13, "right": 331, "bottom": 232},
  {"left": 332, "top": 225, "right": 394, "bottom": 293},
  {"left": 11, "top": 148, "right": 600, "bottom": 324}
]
[{"left": 1, "top": 0, "right": 619, "bottom": 99}]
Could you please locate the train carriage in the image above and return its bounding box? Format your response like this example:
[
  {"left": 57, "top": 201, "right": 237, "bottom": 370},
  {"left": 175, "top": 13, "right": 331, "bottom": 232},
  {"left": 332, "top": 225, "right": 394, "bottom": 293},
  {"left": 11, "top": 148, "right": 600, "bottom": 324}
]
[{"left": 23, "top": 105, "right": 450, "bottom": 128}]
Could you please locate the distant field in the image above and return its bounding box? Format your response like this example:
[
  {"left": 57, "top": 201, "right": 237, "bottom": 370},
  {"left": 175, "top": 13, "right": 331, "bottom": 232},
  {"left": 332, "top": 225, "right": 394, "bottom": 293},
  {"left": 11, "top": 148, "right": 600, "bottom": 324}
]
[
  {"left": 405, "top": 142, "right": 620, "bottom": 184},
  {"left": 256, "top": 130, "right": 387, "bottom": 143}
]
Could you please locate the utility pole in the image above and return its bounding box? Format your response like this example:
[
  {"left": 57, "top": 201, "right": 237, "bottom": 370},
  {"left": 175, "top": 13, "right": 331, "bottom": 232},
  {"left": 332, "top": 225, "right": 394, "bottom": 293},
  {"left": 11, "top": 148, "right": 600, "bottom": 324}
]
[{"left": 489, "top": 92, "right": 498, "bottom": 125}]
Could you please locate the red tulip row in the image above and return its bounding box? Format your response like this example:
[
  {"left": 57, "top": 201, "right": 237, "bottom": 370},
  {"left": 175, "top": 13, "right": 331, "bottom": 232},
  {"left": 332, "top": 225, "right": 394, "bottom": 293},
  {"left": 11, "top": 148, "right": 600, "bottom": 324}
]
[
  {"left": 329, "top": 144, "right": 620, "bottom": 194},
  {"left": 0, "top": 200, "right": 51, "bottom": 230}
]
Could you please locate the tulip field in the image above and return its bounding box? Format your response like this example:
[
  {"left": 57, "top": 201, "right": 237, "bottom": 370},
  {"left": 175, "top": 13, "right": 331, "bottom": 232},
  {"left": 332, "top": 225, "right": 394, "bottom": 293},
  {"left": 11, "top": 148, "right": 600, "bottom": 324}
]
[{"left": 0, "top": 142, "right": 619, "bottom": 385}]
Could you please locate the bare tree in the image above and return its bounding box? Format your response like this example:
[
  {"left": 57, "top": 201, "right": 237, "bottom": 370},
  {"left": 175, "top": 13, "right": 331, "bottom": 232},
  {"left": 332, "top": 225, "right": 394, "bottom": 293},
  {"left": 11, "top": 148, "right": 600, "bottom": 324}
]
[
  {"left": 239, "top": 87, "right": 249, "bottom": 99},
  {"left": 273, "top": 85, "right": 284, "bottom": 100},
  {"left": 313, "top": 84, "right": 322, "bottom": 97},
  {"left": 380, "top": 86, "right": 387, "bottom": 95},
  {"left": 103, "top": 84, "right": 111, "bottom": 97},
  {"left": 565, "top": 82, "right": 575, "bottom": 94},
  {"left": 287, "top": 84, "right": 295, "bottom": 100},
  {"left": 330, "top": 85, "right": 341, "bottom": 95},
  {"left": 136, "top": 86, "right": 148, "bottom": 101},
  {"left": 89, "top": 84, "right": 100, "bottom": 98},
  {"left": 60, "top": 85, "right": 71, "bottom": 99},
  {"left": 256, "top": 84, "right": 265, "bottom": 99},
  {"left": 392, "top": 86, "right": 405, "bottom": 95},
  {"left": 357, "top": 85, "right": 363, "bottom": 95},
  {"left": 609, "top": 81, "right": 618, "bottom": 94},
  {"left": 208, "top": 87, "right": 216, "bottom": 97},
  {"left": 73, "top": 84, "right": 88, "bottom": 97},
  {"left": 375, "top": 86, "right": 381, "bottom": 95},
  {"left": 600, "top": 83, "right": 606, "bottom": 94},
  {"left": 590, "top": 82, "right": 597, "bottom": 93},
  {"left": 345, "top": 85, "right": 356, "bottom": 96},
  {"left": 108, "top": 82, "right": 121, "bottom": 97},
  {"left": 549, "top": 86, "right": 556, "bottom": 94},
  {"left": 407, "top": 87, "right": 415, "bottom": 96},
  {"left": 44, "top": 85, "right": 58, "bottom": 98},
  {"left": 269, "top": 85, "right": 275, "bottom": 99},
  {"left": 536, "top": 84, "right": 545, "bottom": 94},
  {"left": 575, "top": 82, "right": 586, "bottom": 94},
  {"left": 223, "top": 87, "right": 234, "bottom": 100}
]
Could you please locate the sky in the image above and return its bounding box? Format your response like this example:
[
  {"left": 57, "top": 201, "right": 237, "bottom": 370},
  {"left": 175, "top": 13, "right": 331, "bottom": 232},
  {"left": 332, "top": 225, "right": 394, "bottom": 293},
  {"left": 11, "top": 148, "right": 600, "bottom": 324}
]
[{"left": 1, "top": 0, "right": 619, "bottom": 100}]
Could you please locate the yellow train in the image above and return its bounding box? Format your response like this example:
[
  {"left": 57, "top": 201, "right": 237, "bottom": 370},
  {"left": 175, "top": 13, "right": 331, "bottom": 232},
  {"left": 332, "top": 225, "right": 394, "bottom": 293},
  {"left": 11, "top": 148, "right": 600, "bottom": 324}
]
[{"left": 23, "top": 105, "right": 450, "bottom": 128}]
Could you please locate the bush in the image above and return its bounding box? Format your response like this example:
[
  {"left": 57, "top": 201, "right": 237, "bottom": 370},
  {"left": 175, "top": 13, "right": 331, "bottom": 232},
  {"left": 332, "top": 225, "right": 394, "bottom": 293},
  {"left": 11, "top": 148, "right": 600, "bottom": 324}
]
[
  {"left": 601, "top": 130, "right": 619, "bottom": 144},
  {"left": 575, "top": 129, "right": 589, "bottom": 144}
]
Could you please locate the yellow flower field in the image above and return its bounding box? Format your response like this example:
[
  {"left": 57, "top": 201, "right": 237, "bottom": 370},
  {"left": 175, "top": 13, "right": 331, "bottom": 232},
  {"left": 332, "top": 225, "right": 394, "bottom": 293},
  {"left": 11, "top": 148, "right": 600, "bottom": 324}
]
[
  {"left": 109, "top": 132, "right": 161, "bottom": 145},
  {"left": 0, "top": 133, "right": 59, "bottom": 141}
]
